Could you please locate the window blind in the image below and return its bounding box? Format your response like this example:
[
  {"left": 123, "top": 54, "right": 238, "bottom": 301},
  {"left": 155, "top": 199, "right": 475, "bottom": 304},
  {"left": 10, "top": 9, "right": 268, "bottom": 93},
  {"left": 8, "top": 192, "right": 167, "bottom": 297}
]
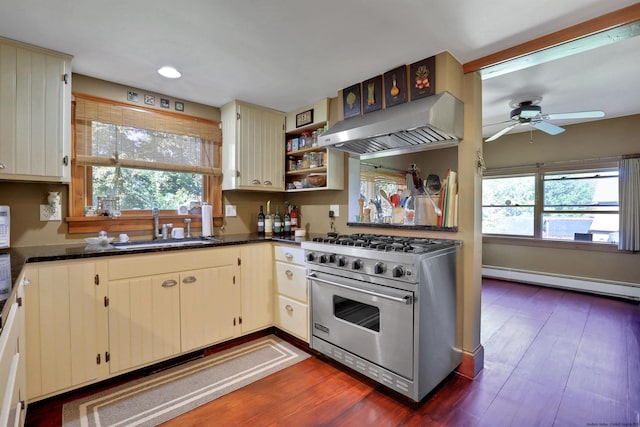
[{"left": 74, "top": 94, "right": 222, "bottom": 176}]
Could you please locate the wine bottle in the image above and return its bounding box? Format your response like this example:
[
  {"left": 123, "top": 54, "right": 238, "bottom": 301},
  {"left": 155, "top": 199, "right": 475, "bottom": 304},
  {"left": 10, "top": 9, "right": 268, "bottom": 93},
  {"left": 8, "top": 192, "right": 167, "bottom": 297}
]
[
  {"left": 273, "top": 205, "right": 282, "bottom": 234},
  {"left": 290, "top": 205, "right": 298, "bottom": 231},
  {"left": 257, "top": 205, "right": 265, "bottom": 235},
  {"left": 265, "top": 201, "right": 273, "bottom": 235},
  {"left": 283, "top": 206, "right": 291, "bottom": 234}
]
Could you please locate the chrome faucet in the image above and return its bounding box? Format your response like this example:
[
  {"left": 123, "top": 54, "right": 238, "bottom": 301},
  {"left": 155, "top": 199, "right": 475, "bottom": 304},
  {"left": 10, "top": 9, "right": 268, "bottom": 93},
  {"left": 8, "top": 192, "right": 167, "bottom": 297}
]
[{"left": 152, "top": 207, "right": 161, "bottom": 239}]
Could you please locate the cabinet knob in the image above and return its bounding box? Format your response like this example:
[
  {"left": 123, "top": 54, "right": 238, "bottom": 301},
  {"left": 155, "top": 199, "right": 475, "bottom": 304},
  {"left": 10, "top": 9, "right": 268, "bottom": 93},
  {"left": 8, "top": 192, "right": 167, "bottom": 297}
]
[
  {"left": 0, "top": 162, "right": 5, "bottom": 169},
  {"left": 251, "top": 179, "right": 261, "bottom": 185},
  {"left": 264, "top": 180, "right": 273, "bottom": 186},
  {"left": 285, "top": 304, "right": 294, "bottom": 313},
  {"left": 285, "top": 252, "right": 293, "bottom": 259},
  {"left": 285, "top": 269, "right": 293, "bottom": 278},
  {"left": 182, "top": 276, "right": 197, "bottom": 284}
]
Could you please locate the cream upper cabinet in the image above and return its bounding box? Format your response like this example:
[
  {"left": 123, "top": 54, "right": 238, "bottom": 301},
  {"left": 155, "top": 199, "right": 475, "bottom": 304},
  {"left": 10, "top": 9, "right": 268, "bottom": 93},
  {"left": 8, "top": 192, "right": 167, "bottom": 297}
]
[
  {"left": 238, "top": 243, "right": 273, "bottom": 333},
  {"left": 0, "top": 38, "right": 72, "bottom": 183},
  {"left": 221, "top": 100, "right": 285, "bottom": 191},
  {"left": 24, "top": 260, "right": 108, "bottom": 401}
]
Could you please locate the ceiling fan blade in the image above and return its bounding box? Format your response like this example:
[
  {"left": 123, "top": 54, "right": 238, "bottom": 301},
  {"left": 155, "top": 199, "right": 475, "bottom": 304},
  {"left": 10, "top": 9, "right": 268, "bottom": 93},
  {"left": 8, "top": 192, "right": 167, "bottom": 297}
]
[
  {"left": 485, "top": 123, "right": 518, "bottom": 142},
  {"left": 532, "top": 120, "right": 565, "bottom": 135},
  {"left": 542, "top": 111, "right": 605, "bottom": 120}
]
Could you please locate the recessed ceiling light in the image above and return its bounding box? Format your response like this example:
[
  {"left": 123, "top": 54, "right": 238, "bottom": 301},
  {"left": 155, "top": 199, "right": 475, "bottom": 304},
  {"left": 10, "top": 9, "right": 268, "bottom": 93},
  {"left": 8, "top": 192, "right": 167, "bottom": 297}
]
[{"left": 157, "top": 66, "right": 181, "bottom": 79}]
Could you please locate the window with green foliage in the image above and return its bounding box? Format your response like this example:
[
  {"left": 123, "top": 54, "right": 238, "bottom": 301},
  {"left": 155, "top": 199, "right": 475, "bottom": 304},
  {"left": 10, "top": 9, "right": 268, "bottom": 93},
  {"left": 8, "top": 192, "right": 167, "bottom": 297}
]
[
  {"left": 482, "top": 164, "right": 619, "bottom": 244},
  {"left": 71, "top": 93, "right": 222, "bottom": 222},
  {"left": 482, "top": 175, "right": 535, "bottom": 236}
]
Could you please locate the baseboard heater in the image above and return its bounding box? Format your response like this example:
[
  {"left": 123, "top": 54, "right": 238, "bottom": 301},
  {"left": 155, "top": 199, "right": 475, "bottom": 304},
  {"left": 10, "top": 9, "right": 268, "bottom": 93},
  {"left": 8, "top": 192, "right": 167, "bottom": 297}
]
[{"left": 482, "top": 266, "right": 640, "bottom": 301}]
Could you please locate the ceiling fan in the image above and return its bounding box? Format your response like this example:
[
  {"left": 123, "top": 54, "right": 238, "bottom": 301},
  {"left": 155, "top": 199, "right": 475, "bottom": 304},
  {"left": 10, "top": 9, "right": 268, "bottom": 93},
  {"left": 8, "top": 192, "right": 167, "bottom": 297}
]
[{"left": 484, "top": 96, "right": 605, "bottom": 142}]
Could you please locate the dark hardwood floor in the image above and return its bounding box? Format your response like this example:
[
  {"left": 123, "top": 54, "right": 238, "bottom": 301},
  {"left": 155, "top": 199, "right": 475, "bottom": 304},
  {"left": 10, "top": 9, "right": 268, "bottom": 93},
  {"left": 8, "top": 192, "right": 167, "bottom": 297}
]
[{"left": 25, "top": 278, "right": 640, "bottom": 426}]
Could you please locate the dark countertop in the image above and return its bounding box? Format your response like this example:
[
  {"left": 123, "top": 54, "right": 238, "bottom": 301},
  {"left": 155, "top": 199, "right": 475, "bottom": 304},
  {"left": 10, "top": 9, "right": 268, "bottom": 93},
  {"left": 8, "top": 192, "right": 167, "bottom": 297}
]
[{"left": 0, "top": 233, "right": 320, "bottom": 325}]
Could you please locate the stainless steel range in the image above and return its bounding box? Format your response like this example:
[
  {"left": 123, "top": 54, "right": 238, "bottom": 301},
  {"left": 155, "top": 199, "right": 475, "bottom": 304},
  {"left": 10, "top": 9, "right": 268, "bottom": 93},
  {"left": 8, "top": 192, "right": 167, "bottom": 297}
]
[{"left": 302, "top": 233, "right": 461, "bottom": 402}]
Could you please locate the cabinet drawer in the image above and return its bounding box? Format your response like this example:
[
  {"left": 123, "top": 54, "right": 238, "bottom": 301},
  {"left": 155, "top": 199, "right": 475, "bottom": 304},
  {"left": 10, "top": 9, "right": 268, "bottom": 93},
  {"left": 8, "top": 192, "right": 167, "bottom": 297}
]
[
  {"left": 276, "top": 295, "right": 308, "bottom": 342},
  {"left": 273, "top": 245, "right": 305, "bottom": 265},
  {"left": 274, "top": 262, "right": 307, "bottom": 302},
  {"left": 108, "top": 247, "right": 238, "bottom": 280}
]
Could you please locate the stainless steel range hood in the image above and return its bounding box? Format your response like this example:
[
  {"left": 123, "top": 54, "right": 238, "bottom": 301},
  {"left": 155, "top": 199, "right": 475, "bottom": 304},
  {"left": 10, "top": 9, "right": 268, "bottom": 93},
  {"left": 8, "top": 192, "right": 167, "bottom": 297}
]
[{"left": 319, "top": 91, "right": 463, "bottom": 158}]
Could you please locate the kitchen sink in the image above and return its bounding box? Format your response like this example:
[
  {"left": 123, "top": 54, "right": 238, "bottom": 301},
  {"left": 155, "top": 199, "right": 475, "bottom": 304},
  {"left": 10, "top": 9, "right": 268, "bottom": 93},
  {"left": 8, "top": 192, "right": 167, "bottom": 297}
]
[{"left": 112, "top": 237, "right": 221, "bottom": 250}]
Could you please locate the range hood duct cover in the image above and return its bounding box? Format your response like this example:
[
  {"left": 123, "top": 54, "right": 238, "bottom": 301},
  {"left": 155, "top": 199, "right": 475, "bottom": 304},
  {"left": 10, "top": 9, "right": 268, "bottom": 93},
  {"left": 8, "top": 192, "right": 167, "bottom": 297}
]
[{"left": 319, "top": 91, "right": 463, "bottom": 157}]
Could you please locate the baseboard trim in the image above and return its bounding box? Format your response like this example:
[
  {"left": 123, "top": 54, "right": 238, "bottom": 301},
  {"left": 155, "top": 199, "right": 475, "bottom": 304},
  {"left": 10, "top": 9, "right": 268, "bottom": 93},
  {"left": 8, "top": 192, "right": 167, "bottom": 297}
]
[
  {"left": 483, "top": 266, "right": 640, "bottom": 301},
  {"left": 457, "top": 345, "right": 484, "bottom": 379}
]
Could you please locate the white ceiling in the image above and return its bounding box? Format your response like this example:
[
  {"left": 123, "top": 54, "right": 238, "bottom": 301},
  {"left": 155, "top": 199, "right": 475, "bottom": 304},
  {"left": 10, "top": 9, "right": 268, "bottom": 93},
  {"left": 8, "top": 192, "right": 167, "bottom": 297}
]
[{"left": 1, "top": 0, "right": 638, "bottom": 139}]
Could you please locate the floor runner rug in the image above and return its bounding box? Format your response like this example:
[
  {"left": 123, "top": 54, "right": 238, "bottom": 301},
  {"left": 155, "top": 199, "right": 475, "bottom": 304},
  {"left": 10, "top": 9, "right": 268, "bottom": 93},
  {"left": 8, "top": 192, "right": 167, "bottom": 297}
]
[{"left": 62, "top": 335, "right": 309, "bottom": 427}]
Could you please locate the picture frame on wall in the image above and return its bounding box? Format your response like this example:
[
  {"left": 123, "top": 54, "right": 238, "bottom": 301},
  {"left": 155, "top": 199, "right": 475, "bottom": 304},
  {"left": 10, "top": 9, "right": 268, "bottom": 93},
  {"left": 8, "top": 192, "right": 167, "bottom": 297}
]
[
  {"left": 410, "top": 56, "right": 436, "bottom": 100},
  {"left": 362, "top": 75, "right": 382, "bottom": 114},
  {"left": 296, "top": 109, "right": 314, "bottom": 127},
  {"left": 342, "top": 83, "right": 361, "bottom": 119},
  {"left": 383, "top": 65, "right": 408, "bottom": 108}
]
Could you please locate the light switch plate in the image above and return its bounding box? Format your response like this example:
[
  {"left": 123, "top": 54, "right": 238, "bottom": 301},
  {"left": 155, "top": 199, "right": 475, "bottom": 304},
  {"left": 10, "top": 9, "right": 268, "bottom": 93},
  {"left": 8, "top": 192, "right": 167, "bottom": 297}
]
[
  {"left": 40, "top": 205, "right": 61, "bottom": 221},
  {"left": 225, "top": 205, "right": 237, "bottom": 217},
  {"left": 330, "top": 204, "right": 339, "bottom": 217}
]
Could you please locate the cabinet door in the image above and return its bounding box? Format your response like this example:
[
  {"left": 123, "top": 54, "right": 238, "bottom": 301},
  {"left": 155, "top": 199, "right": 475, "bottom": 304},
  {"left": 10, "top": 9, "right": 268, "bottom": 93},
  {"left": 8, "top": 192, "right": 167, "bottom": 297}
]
[
  {"left": 25, "top": 261, "right": 105, "bottom": 400},
  {"left": 108, "top": 274, "right": 181, "bottom": 374},
  {"left": 0, "top": 40, "right": 71, "bottom": 182},
  {"left": 239, "top": 244, "right": 273, "bottom": 333},
  {"left": 0, "top": 283, "right": 25, "bottom": 427},
  {"left": 259, "top": 108, "right": 285, "bottom": 191},
  {"left": 180, "top": 266, "right": 235, "bottom": 352},
  {"left": 224, "top": 101, "right": 285, "bottom": 191}
]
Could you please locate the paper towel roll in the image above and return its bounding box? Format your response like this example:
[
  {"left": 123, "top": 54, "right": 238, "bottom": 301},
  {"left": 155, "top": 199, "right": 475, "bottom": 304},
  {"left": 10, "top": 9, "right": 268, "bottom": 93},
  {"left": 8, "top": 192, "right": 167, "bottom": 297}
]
[{"left": 201, "top": 203, "right": 213, "bottom": 237}]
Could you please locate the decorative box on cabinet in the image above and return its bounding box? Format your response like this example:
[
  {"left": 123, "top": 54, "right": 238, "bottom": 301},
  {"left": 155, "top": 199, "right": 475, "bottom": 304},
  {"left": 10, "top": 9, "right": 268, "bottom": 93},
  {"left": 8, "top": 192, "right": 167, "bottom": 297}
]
[
  {"left": 0, "top": 37, "right": 72, "bottom": 183},
  {"left": 273, "top": 244, "right": 309, "bottom": 342},
  {"left": 221, "top": 100, "right": 286, "bottom": 191}
]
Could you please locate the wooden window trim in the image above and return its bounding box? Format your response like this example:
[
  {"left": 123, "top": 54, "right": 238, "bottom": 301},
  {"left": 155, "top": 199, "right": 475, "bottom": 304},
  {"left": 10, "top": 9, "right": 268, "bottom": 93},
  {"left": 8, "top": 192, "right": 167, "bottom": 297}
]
[{"left": 67, "top": 94, "right": 223, "bottom": 234}]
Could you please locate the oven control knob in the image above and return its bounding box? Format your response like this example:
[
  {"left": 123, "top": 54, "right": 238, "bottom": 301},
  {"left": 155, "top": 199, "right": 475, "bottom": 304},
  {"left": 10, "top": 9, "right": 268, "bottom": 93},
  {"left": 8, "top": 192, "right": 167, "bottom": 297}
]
[
  {"left": 352, "top": 259, "right": 362, "bottom": 270},
  {"left": 337, "top": 256, "right": 347, "bottom": 267},
  {"left": 319, "top": 254, "right": 328, "bottom": 263},
  {"left": 374, "top": 262, "right": 386, "bottom": 274},
  {"left": 329, "top": 254, "right": 336, "bottom": 263},
  {"left": 306, "top": 253, "right": 315, "bottom": 262},
  {"left": 392, "top": 265, "right": 405, "bottom": 278}
]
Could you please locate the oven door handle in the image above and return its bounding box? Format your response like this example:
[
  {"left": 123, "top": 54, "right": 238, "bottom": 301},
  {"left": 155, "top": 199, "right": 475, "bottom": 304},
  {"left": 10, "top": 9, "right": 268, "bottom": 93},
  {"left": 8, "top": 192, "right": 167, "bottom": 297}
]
[{"left": 307, "top": 273, "right": 413, "bottom": 305}]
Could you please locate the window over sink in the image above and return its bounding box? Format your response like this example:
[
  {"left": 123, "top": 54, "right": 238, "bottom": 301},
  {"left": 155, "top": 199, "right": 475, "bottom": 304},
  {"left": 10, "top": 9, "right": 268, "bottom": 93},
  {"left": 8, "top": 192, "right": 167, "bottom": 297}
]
[{"left": 67, "top": 94, "right": 222, "bottom": 233}]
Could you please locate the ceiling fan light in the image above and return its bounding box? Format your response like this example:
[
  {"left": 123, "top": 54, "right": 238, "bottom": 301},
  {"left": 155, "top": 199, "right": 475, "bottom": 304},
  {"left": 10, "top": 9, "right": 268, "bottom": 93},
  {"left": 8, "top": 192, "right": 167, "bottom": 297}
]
[
  {"left": 157, "top": 66, "right": 182, "bottom": 79},
  {"left": 519, "top": 105, "right": 541, "bottom": 119}
]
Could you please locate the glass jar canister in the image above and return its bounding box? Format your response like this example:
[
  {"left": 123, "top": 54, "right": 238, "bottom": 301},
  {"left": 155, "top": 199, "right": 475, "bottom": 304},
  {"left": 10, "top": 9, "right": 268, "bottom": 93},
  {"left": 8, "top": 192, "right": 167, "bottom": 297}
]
[{"left": 302, "top": 153, "right": 311, "bottom": 169}]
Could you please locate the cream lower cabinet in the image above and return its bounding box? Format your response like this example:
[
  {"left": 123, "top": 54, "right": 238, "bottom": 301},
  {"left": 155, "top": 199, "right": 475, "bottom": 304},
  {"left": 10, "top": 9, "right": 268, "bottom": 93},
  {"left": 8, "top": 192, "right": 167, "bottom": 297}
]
[
  {"left": 0, "top": 274, "right": 26, "bottom": 426},
  {"left": 180, "top": 266, "right": 236, "bottom": 352},
  {"left": 24, "top": 260, "right": 108, "bottom": 401},
  {"left": 107, "top": 247, "right": 239, "bottom": 374},
  {"left": 273, "top": 244, "right": 309, "bottom": 342},
  {"left": 238, "top": 244, "right": 273, "bottom": 334}
]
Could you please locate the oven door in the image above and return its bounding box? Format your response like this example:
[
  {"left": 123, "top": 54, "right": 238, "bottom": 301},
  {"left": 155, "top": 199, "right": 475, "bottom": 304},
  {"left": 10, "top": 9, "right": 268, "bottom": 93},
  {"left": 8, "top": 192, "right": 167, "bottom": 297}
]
[{"left": 309, "top": 271, "right": 414, "bottom": 380}]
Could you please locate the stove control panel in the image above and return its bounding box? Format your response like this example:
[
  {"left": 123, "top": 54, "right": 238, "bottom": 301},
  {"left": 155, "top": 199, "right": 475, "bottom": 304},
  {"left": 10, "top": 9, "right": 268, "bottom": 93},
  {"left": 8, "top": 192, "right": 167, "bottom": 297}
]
[{"left": 304, "top": 250, "right": 415, "bottom": 283}]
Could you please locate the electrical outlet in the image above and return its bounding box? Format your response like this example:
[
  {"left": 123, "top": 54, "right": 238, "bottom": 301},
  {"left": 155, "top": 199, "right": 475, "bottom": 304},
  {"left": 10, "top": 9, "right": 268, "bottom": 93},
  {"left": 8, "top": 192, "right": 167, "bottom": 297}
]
[
  {"left": 330, "top": 204, "right": 339, "bottom": 217},
  {"left": 225, "top": 205, "right": 237, "bottom": 217},
  {"left": 40, "top": 204, "right": 61, "bottom": 221}
]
